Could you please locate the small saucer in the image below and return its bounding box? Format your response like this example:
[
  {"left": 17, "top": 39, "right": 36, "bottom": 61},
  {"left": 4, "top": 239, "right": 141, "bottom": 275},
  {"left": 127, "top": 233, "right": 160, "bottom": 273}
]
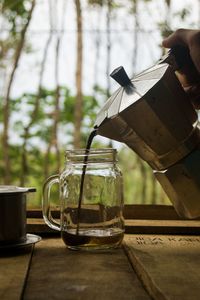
[{"left": 0, "top": 234, "right": 41, "bottom": 250}]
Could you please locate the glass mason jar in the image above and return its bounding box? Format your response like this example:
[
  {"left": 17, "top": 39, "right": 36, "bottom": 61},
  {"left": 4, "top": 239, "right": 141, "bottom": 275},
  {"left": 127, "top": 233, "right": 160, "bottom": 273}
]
[{"left": 42, "top": 148, "right": 124, "bottom": 250}]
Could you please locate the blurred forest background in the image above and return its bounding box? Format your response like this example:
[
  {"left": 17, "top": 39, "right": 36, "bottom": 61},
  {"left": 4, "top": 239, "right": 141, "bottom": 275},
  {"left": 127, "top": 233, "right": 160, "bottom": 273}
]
[{"left": 1, "top": 0, "right": 200, "bottom": 207}]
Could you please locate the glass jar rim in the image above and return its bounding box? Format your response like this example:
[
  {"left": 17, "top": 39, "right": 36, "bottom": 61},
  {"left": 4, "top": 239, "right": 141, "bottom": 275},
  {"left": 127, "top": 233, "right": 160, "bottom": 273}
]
[
  {"left": 65, "top": 148, "right": 117, "bottom": 163},
  {"left": 65, "top": 148, "right": 116, "bottom": 155}
]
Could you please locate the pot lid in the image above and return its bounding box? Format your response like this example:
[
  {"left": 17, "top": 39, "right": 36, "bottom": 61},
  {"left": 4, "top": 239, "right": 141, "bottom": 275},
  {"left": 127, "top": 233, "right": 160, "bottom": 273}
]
[
  {"left": 94, "top": 63, "right": 169, "bottom": 127},
  {"left": 0, "top": 185, "right": 36, "bottom": 194}
]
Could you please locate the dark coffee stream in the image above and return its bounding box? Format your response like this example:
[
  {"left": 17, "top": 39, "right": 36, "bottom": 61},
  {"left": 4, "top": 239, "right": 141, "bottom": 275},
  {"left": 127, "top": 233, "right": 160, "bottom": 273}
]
[{"left": 76, "top": 128, "right": 98, "bottom": 235}]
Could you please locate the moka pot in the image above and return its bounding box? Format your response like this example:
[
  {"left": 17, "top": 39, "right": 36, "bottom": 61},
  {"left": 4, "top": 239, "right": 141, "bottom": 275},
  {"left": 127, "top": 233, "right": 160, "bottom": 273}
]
[{"left": 94, "top": 47, "right": 200, "bottom": 219}]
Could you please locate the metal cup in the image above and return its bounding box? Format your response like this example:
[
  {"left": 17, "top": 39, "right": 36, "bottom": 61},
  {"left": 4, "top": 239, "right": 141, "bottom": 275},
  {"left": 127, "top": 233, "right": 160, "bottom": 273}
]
[{"left": 0, "top": 186, "right": 36, "bottom": 245}]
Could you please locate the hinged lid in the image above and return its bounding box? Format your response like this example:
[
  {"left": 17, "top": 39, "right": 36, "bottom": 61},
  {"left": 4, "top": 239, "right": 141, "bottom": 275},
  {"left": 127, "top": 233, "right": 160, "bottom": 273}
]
[{"left": 95, "top": 63, "right": 169, "bottom": 127}]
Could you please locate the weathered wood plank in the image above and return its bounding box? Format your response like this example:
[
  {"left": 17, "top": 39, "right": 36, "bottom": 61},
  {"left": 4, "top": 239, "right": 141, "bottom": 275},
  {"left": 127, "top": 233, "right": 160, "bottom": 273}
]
[
  {"left": 27, "top": 218, "right": 200, "bottom": 235},
  {"left": 0, "top": 247, "right": 33, "bottom": 300},
  {"left": 125, "top": 219, "right": 200, "bottom": 235},
  {"left": 23, "top": 238, "right": 150, "bottom": 300},
  {"left": 26, "top": 205, "right": 183, "bottom": 220},
  {"left": 124, "top": 234, "right": 200, "bottom": 300}
]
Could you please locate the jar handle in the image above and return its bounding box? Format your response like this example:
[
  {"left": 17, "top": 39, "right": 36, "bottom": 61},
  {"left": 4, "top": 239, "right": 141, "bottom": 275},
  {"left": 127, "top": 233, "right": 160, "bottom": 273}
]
[{"left": 42, "top": 175, "right": 61, "bottom": 231}]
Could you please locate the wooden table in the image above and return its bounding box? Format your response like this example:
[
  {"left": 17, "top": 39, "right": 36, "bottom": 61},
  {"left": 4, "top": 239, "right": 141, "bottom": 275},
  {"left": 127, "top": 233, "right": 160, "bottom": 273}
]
[{"left": 1, "top": 234, "right": 200, "bottom": 300}]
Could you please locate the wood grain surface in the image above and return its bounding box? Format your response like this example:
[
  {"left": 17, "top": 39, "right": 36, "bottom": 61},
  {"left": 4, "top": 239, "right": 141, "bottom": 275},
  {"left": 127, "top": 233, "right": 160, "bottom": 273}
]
[
  {"left": 23, "top": 238, "right": 150, "bottom": 300},
  {"left": 124, "top": 234, "right": 200, "bottom": 300},
  {"left": 0, "top": 247, "right": 33, "bottom": 300},
  {"left": 2, "top": 234, "right": 200, "bottom": 300}
]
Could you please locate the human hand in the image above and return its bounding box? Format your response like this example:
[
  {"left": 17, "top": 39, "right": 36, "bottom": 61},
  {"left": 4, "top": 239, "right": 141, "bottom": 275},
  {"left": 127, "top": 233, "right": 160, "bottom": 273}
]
[
  {"left": 162, "top": 29, "right": 200, "bottom": 108},
  {"left": 163, "top": 29, "right": 200, "bottom": 72}
]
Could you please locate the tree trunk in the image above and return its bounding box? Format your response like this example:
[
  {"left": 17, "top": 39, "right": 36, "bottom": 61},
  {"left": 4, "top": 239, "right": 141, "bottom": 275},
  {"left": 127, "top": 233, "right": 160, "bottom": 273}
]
[
  {"left": 44, "top": 0, "right": 66, "bottom": 177},
  {"left": 106, "top": 0, "right": 111, "bottom": 99},
  {"left": 106, "top": 0, "right": 113, "bottom": 148},
  {"left": 74, "top": 0, "right": 83, "bottom": 148},
  {"left": 199, "top": 0, "right": 200, "bottom": 26},
  {"left": 150, "top": 173, "right": 157, "bottom": 205},
  {"left": 160, "top": 0, "right": 172, "bottom": 55},
  {"left": 92, "top": 7, "right": 102, "bottom": 100},
  {"left": 136, "top": 156, "right": 147, "bottom": 204},
  {"left": 2, "top": 0, "right": 35, "bottom": 184},
  {"left": 132, "top": 0, "right": 139, "bottom": 73},
  {"left": 20, "top": 0, "right": 53, "bottom": 186}
]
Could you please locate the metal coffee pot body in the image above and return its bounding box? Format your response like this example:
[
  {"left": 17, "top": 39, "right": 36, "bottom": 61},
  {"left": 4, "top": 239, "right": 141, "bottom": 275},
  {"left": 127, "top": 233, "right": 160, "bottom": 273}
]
[
  {"left": 95, "top": 63, "right": 199, "bottom": 170},
  {"left": 95, "top": 58, "right": 200, "bottom": 219}
]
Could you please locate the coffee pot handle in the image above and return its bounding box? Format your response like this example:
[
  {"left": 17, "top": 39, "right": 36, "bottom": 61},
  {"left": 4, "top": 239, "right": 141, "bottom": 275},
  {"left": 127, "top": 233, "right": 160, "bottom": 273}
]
[{"left": 42, "top": 175, "right": 61, "bottom": 231}]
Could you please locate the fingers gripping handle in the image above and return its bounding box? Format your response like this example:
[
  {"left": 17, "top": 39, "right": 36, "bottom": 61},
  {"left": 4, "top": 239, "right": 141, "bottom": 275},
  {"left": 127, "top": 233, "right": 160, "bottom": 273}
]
[{"left": 42, "top": 175, "right": 61, "bottom": 231}]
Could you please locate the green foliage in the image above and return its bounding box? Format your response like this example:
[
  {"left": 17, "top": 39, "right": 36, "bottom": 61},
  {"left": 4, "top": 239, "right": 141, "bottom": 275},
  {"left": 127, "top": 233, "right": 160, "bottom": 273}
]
[
  {"left": 1, "top": 0, "right": 183, "bottom": 209},
  {"left": 158, "top": 22, "right": 173, "bottom": 39},
  {"left": 0, "top": 83, "right": 171, "bottom": 207},
  {"left": 0, "top": 0, "right": 33, "bottom": 67},
  {"left": 88, "top": 0, "right": 122, "bottom": 9},
  {"left": 2, "top": 0, "right": 31, "bottom": 34},
  {"left": 174, "top": 8, "right": 191, "bottom": 20},
  {"left": 88, "top": 0, "right": 105, "bottom": 6},
  {"left": 61, "top": 88, "right": 100, "bottom": 131}
]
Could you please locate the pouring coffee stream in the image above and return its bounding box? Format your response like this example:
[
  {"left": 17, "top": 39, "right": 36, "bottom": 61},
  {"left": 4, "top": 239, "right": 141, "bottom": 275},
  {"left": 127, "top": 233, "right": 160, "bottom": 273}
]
[
  {"left": 76, "top": 67, "right": 132, "bottom": 236},
  {"left": 76, "top": 128, "right": 97, "bottom": 235},
  {"left": 76, "top": 67, "right": 138, "bottom": 237}
]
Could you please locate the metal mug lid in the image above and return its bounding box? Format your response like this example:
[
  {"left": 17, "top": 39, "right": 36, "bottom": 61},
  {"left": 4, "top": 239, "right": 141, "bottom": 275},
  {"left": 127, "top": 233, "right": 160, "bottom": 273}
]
[{"left": 0, "top": 185, "right": 36, "bottom": 194}]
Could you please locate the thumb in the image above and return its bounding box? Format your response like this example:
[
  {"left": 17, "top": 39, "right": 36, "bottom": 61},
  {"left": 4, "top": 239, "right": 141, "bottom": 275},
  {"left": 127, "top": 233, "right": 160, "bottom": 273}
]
[{"left": 162, "top": 28, "right": 191, "bottom": 48}]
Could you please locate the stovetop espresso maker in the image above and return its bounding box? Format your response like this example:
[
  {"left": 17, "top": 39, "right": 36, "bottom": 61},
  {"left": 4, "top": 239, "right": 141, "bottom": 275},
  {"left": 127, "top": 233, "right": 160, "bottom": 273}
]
[{"left": 94, "top": 46, "right": 200, "bottom": 219}]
